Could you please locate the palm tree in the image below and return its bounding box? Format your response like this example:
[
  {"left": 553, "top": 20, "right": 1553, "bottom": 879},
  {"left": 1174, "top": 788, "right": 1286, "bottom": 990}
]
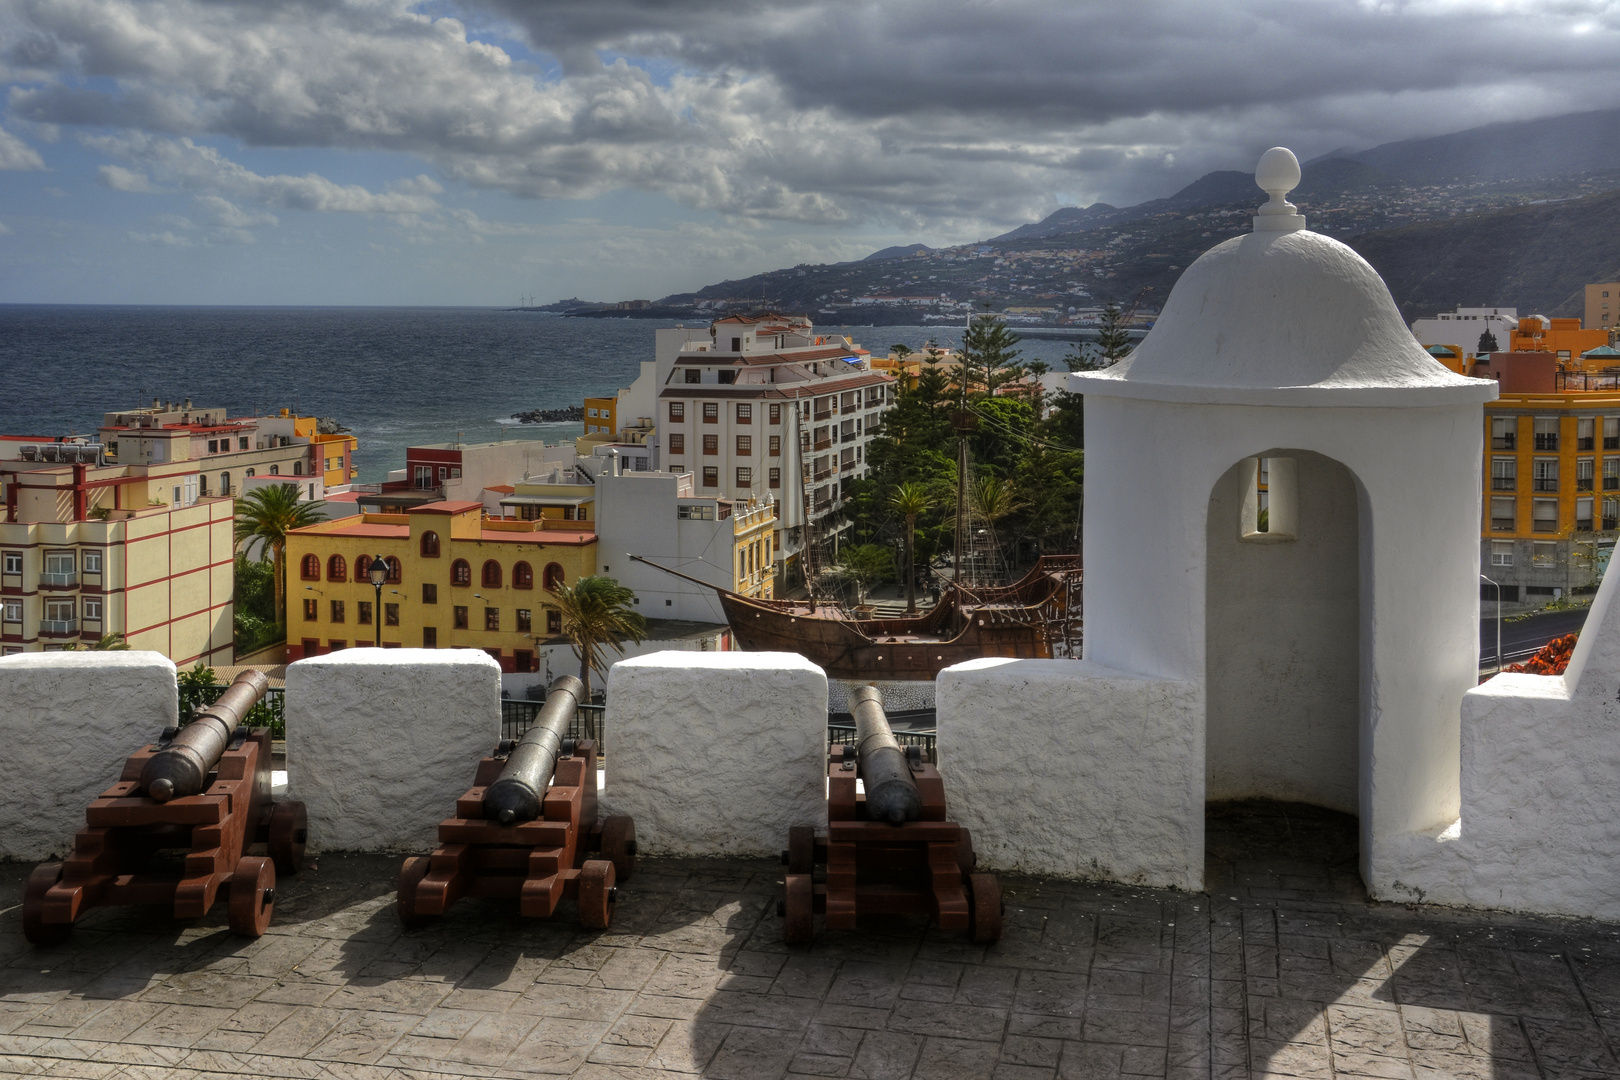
[
  {"left": 547, "top": 576, "right": 647, "bottom": 701},
  {"left": 234, "top": 484, "right": 326, "bottom": 629},
  {"left": 90, "top": 632, "right": 129, "bottom": 650},
  {"left": 888, "top": 482, "right": 935, "bottom": 613},
  {"left": 965, "top": 474, "right": 1025, "bottom": 584}
]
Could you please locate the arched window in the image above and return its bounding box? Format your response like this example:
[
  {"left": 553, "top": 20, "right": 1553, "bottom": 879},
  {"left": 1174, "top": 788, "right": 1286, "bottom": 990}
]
[
  {"left": 300, "top": 554, "right": 320, "bottom": 580},
  {"left": 245, "top": 468, "right": 255, "bottom": 478},
  {"left": 220, "top": 472, "right": 230, "bottom": 496},
  {"left": 354, "top": 554, "right": 371, "bottom": 582},
  {"left": 327, "top": 554, "right": 346, "bottom": 582},
  {"left": 269, "top": 465, "right": 279, "bottom": 476},
  {"left": 420, "top": 531, "right": 440, "bottom": 558},
  {"left": 513, "top": 561, "right": 533, "bottom": 589},
  {"left": 385, "top": 556, "right": 402, "bottom": 584},
  {"left": 293, "top": 461, "right": 303, "bottom": 476},
  {"left": 543, "top": 563, "right": 565, "bottom": 591},
  {"left": 451, "top": 559, "right": 471, "bottom": 587},
  {"left": 482, "top": 560, "right": 502, "bottom": 588}
]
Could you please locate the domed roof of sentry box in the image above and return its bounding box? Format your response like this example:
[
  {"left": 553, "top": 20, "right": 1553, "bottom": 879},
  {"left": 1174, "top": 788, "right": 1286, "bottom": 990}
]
[{"left": 1072, "top": 147, "right": 1498, "bottom": 407}]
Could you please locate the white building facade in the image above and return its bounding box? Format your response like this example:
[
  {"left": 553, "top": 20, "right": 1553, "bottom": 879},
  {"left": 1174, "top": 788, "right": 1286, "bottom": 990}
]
[{"left": 1410, "top": 306, "right": 1519, "bottom": 355}]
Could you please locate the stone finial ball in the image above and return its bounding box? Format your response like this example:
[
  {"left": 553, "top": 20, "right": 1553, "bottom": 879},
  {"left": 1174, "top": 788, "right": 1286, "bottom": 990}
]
[{"left": 1255, "top": 146, "right": 1301, "bottom": 195}]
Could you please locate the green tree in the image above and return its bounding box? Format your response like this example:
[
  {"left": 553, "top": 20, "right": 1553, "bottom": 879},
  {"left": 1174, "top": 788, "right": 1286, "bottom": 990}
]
[
  {"left": 890, "top": 343, "right": 913, "bottom": 361},
  {"left": 838, "top": 544, "right": 894, "bottom": 605},
  {"left": 888, "top": 482, "right": 936, "bottom": 613},
  {"left": 960, "top": 311, "right": 1024, "bottom": 396},
  {"left": 234, "top": 484, "right": 326, "bottom": 629},
  {"left": 1095, "top": 302, "right": 1133, "bottom": 364},
  {"left": 177, "top": 662, "right": 219, "bottom": 721},
  {"left": 547, "top": 576, "right": 647, "bottom": 700},
  {"left": 90, "top": 632, "right": 129, "bottom": 650},
  {"left": 233, "top": 552, "right": 280, "bottom": 653}
]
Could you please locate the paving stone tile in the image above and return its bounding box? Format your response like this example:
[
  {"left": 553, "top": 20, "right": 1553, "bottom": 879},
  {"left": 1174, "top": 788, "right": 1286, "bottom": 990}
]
[
  {"left": 302, "top": 1009, "right": 417, "bottom": 1065},
  {"left": 121, "top": 1005, "right": 234, "bottom": 1049},
  {"left": 248, "top": 1006, "right": 345, "bottom": 1058},
  {"left": 645, "top": 1018, "right": 729, "bottom": 1073},
  {"left": 887, "top": 998, "right": 1007, "bottom": 1042},
  {"left": 511, "top": 983, "right": 633, "bottom": 1022},
  {"left": 912, "top": 1036, "right": 999, "bottom": 1080}
]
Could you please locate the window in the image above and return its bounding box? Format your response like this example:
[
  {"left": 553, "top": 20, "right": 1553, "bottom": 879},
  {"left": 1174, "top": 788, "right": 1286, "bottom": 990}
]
[
  {"left": 1533, "top": 459, "right": 1558, "bottom": 492},
  {"left": 438, "top": 467, "right": 448, "bottom": 482},
  {"left": 482, "top": 560, "right": 502, "bottom": 588},
  {"left": 451, "top": 559, "right": 471, "bottom": 586},
  {"left": 669, "top": 402, "right": 686, "bottom": 422},
  {"left": 329, "top": 640, "right": 346, "bottom": 651},
  {"left": 703, "top": 402, "right": 719, "bottom": 423},
  {"left": 208, "top": 440, "right": 218, "bottom": 454},
  {"left": 198, "top": 474, "right": 209, "bottom": 497},
  {"left": 303, "top": 598, "right": 318, "bottom": 621},
  {"left": 730, "top": 336, "right": 741, "bottom": 351},
  {"left": 1578, "top": 458, "right": 1595, "bottom": 492},
  {"left": 423, "top": 626, "right": 437, "bottom": 647},
  {"left": 485, "top": 607, "right": 500, "bottom": 631},
  {"left": 386, "top": 603, "right": 399, "bottom": 626},
  {"left": 737, "top": 403, "right": 752, "bottom": 423},
  {"left": 2, "top": 552, "right": 19, "bottom": 574},
  {"left": 415, "top": 465, "right": 434, "bottom": 489},
  {"left": 1490, "top": 497, "right": 1516, "bottom": 531},
  {"left": 1533, "top": 541, "right": 1558, "bottom": 565},
  {"left": 685, "top": 369, "right": 701, "bottom": 384},
  {"left": 718, "top": 371, "right": 736, "bottom": 385},
  {"left": 517, "top": 608, "right": 531, "bottom": 632},
  {"left": 354, "top": 554, "right": 371, "bottom": 582},
  {"left": 1240, "top": 456, "right": 1297, "bottom": 542},
  {"left": 44, "top": 598, "right": 74, "bottom": 623},
  {"left": 83, "top": 551, "right": 102, "bottom": 573},
  {"left": 514, "top": 649, "right": 534, "bottom": 672},
  {"left": 328, "top": 554, "right": 347, "bottom": 581},
  {"left": 737, "top": 467, "right": 753, "bottom": 485},
  {"left": 239, "top": 438, "right": 249, "bottom": 451},
  {"left": 769, "top": 467, "right": 781, "bottom": 489},
  {"left": 330, "top": 600, "right": 345, "bottom": 623},
  {"left": 547, "top": 610, "right": 562, "bottom": 634},
  {"left": 1532, "top": 499, "right": 1558, "bottom": 533},
  {"left": 587, "top": 408, "right": 598, "bottom": 418},
  {"left": 1579, "top": 418, "right": 1596, "bottom": 450},
  {"left": 357, "top": 600, "right": 373, "bottom": 625},
  {"left": 669, "top": 434, "right": 685, "bottom": 455},
  {"left": 45, "top": 551, "right": 74, "bottom": 576},
  {"left": 420, "top": 531, "right": 440, "bottom": 557},
  {"left": 769, "top": 404, "right": 781, "bottom": 423},
  {"left": 678, "top": 503, "right": 715, "bottom": 520},
  {"left": 513, "top": 562, "right": 533, "bottom": 589},
  {"left": 702, "top": 466, "right": 718, "bottom": 487},
  {"left": 2, "top": 599, "right": 20, "bottom": 622},
  {"left": 1490, "top": 541, "right": 1514, "bottom": 567},
  {"left": 293, "top": 462, "right": 303, "bottom": 476},
  {"left": 301, "top": 554, "right": 320, "bottom": 580},
  {"left": 703, "top": 434, "right": 718, "bottom": 455},
  {"left": 220, "top": 472, "right": 230, "bottom": 496},
  {"left": 736, "top": 435, "right": 752, "bottom": 455},
  {"left": 769, "top": 436, "right": 781, "bottom": 456},
  {"left": 385, "top": 557, "right": 402, "bottom": 584},
  {"left": 1490, "top": 417, "right": 1516, "bottom": 450},
  {"left": 246, "top": 468, "right": 255, "bottom": 478},
  {"left": 76, "top": 596, "right": 100, "bottom": 620},
  {"left": 543, "top": 563, "right": 565, "bottom": 591},
  {"left": 1606, "top": 459, "right": 1619, "bottom": 491},
  {"left": 453, "top": 605, "right": 469, "bottom": 629},
  {"left": 1577, "top": 497, "right": 1594, "bottom": 531},
  {"left": 1607, "top": 418, "right": 1620, "bottom": 450},
  {"left": 423, "top": 583, "right": 437, "bottom": 604},
  {"left": 1606, "top": 497, "right": 1620, "bottom": 530},
  {"left": 1534, "top": 417, "right": 1559, "bottom": 451}
]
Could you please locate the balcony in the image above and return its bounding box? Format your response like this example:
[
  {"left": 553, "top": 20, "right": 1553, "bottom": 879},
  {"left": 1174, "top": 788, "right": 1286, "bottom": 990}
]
[
  {"left": 841, "top": 432, "right": 858, "bottom": 443},
  {"left": 841, "top": 462, "right": 855, "bottom": 473},
  {"left": 1579, "top": 438, "right": 1596, "bottom": 450},
  {"left": 1579, "top": 479, "right": 1595, "bottom": 492},
  {"left": 1491, "top": 518, "right": 1515, "bottom": 531},
  {"left": 1534, "top": 435, "right": 1559, "bottom": 451},
  {"left": 1491, "top": 435, "right": 1516, "bottom": 450},
  {"left": 813, "top": 411, "right": 833, "bottom": 422},
  {"left": 40, "top": 618, "right": 78, "bottom": 635},
  {"left": 1490, "top": 478, "right": 1515, "bottom": 491},
  {"left": 814, "top": 469, "right": 834, "bottom": 482},
  {"left": 1607, "top": 438, "right": 1619, "bottom": 450},
  {"left": 1533, "top": 479, "right": 1558, "bottom": 493},
  {"left": 39, "top": 571, "right": 78, "bottom": 588},
  {"left": 814, "top": 439, "right": 833, "bottom": 451},
  {"left": 1607, "top": 477, "right": 1619, "bottom": 491}
]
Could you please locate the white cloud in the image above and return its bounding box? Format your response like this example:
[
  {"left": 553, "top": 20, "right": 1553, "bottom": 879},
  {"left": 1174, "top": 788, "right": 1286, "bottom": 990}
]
[
  {"left": 192, "top": 194, "right": 276, "bottom": 229},
  {"left": 128, "top": 229, "right": 193, "bottom": 246},
  {"left": 0, "top": 125, "right": 45, "bottom": 170},
  {"left": 96, "top": 163, "right": 158, "bottom": 191}
]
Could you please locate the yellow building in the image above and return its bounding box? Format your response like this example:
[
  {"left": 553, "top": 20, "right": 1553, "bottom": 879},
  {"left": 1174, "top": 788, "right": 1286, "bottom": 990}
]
[
  {"left": 1, "top": 440, "right": 234, "bottom": 664},
  {"left": 284, "top": 500, "right": 597, "bottom": 672},
  {"left": 1587, "top": 282, "right": 1620, "bottom": 331}
]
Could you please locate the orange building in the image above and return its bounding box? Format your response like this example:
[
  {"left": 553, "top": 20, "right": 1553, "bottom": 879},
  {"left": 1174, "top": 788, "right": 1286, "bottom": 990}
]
[{"left": 1507, "top": 316, "right": 1609, "bottom": 361}]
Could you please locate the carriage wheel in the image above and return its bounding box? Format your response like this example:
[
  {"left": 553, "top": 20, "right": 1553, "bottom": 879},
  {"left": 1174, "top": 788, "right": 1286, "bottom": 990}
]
[
  {"left": 968, "top": 873, "right": 1002, "bottom": 944},
  {"left": 599, "top": 815, "right": 637, "bottom": 882},
  {"left": 955, "top": 828, "right": 976, "bottom": 874},
  {"left": 397, "top": 856, "right": 431, "bottom": 928},
  {"left": 267, "top": 800, "right": 308, "bottom": 876},
  {"left": 578, "top": 860, "right": 616, "bottom": 930},
  {"left": 782, "top": 873, "right": 814, "bottom": 945},
  {"left": 228, "top": 856, "right": 276, "bottom": 937},
  {"left": 786, "top": 826, "right": 816, "bottom": 875},
  {"left": 23, "top": 862, "right": 70, "bottom": 946}
]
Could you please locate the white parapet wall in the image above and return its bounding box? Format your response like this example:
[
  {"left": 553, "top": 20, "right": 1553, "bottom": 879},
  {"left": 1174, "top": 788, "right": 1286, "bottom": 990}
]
[
  {"left": 937, "top": 657, "right": 1203, "bottom": 891},
  {"left": 286, "top": 648, "right": 500, "bottom": 853},
  {"left": 1382, "top": 564, "right": 1620, "bottom": 920},
  {"left": 0, "top": 651, "right": 178, "bottom": 861},
  {"left": 603, "top": 651, "right": 827, "bottom": 857}
]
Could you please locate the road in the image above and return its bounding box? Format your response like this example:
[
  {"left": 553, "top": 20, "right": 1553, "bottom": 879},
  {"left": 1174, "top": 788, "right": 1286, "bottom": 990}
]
[{"left": 1480, "top": 607, "right": 1589, "bottom": 668}]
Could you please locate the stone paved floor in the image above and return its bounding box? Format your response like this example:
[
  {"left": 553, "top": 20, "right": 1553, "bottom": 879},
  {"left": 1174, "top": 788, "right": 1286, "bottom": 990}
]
[{"left": 3, "top": 802, "right": 1620, "bottom": 1079}]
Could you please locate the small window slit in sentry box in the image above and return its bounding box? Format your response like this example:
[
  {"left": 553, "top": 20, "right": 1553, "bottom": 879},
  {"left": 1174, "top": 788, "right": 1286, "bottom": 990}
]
[{"left": 1241, "top": 456, "right": 1298, "bottom": 543}]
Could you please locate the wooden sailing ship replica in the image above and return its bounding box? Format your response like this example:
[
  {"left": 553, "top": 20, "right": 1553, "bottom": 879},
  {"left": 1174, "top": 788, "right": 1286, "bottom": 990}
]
[{"left": 634, "top": 554, "right": 1081, "bottom": 680}]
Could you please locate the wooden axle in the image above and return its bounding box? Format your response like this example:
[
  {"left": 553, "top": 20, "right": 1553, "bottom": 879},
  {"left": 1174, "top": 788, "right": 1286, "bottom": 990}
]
[
  {"left": 398, "top": 739, "right": 636, "bottom": 930},
  {"left": 24, "top": 728, "right": 307, "bottom": 945}
]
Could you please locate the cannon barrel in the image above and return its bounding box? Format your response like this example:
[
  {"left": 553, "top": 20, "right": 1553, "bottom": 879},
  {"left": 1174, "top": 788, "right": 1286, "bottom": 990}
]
[
  {"left": 484, "top": 675, "right": 585, "bottom": 825},
  {"left": 141, "top": 670, "right": 271, "bottom": 802},
  {"left": 850, "top": 685, "right": 921, "bottom": 824}
]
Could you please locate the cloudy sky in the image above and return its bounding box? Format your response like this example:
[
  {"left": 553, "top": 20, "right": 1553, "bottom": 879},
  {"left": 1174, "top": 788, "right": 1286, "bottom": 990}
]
[{"left": 1, "top": 0, "right": 1617, "bottom": 305}]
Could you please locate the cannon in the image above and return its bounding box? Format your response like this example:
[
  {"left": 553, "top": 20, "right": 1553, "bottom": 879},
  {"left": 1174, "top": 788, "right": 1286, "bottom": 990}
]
[
  {"left": 24, "top": 671, "right": 307, "bottom": 945},
  {"left": 779, "top": 685, "right": 1001, "bottom": 944},
  {"left": 397, "top": 675, "right": 636, "bottom": 929}
]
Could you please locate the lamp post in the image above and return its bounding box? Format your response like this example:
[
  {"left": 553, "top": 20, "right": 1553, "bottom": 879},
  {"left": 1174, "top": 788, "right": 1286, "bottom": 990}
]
[{"left": 369, "top": 554, "right": 389, "bottom": 647}]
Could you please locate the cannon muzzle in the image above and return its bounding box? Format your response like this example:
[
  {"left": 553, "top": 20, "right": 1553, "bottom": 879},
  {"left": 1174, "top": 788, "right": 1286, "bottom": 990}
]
[
  {"left": 850, "top": 685, "right": 922, "bottom": 824},
  {"left": 484, "top": 675, "right": 585, "bottom": 825},
  {"left": 141, "top": 670, "right": 271, "bottom": 802}
]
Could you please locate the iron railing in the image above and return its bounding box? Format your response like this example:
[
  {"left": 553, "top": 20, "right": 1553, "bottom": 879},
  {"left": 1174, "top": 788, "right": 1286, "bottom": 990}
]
[
  {"left": 827, "top": 722, "right": 937, "bottom": 763},
  {"left": 187, "top": 684, "right": 286, "bottom": 740},
  {"left": 500, "top": 698, "right": 607, "bottom": 752}
]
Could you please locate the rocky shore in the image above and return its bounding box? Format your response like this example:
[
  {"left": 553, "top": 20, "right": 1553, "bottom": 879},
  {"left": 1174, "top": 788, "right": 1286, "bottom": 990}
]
[{"left": 510, "top": 405, "right": 584, "bottom": 424}]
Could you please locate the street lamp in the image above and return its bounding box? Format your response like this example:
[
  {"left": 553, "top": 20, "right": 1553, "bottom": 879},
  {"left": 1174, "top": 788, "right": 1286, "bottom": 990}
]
[{"left": 368, "top": 554, "right": 389, "bottom": 647}]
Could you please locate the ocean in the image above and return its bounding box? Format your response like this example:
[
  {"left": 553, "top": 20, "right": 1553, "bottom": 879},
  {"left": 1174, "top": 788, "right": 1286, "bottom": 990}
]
[{"left": 0, "top": 306, "right": 1082, "bottom": 482}]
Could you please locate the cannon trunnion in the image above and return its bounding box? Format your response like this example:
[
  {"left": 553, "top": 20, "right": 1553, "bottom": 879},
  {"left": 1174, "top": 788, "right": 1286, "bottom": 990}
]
[
  {"left": 779, "top": 690, "right": 1001, "bottom": 945},
  {"left": 24, "top": 671, "right": 307, "bottom": 945},
  {"left": 398, "top": 676, "right": 637, "bottom": 930}
]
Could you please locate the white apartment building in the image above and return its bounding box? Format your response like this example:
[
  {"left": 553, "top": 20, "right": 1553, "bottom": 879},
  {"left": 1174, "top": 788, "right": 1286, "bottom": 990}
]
[
  {"left": 1411, "top": 306, "right": 1519, "bottom": 355},
  {"left": 654, "top": 314, "right": 896, "bottom": 587}
]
